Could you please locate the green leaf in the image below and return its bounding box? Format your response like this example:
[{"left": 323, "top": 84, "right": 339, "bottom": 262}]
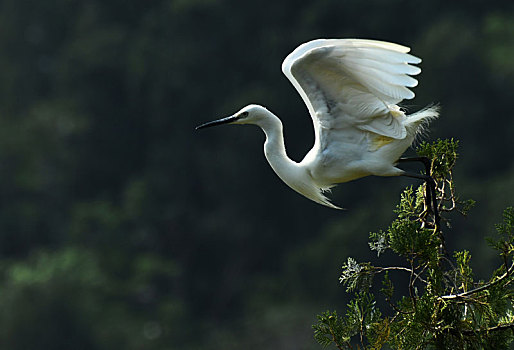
[
  {"left": 339, "top": 257, "right": 374, "bottom": 292},
  {"left": 312, "top": 311, "right": 350, "bottom": 348},
  {"left": 416, "top": 138, "right": 459, "bottom": 180}
]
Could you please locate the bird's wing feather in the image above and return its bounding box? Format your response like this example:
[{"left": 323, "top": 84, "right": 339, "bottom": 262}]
[{"left": 282, "top": 39, "right": 421, "bottom": 141}]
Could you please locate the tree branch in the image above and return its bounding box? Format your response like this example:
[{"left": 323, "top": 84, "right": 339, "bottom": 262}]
[
  {"left": 461, "top": 322, "right": 514, "bottom": 335},
  {"left": 374, "top": 266, "right": 428, "bottom": 284},
  {"left": 440, "top": 261, "right": 514, "bottom": 300}
]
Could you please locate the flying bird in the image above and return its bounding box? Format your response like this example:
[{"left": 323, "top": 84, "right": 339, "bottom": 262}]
[{"left": 197, "top": 39, "right": 439, "bottom": 215}]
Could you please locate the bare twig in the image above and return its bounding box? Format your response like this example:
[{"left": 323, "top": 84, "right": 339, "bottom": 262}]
[
  {"left": 461, "top": 323, "right": 514, "bottom": 335},
  {"left": 374, "top": 266, "right": 428, "bottom": 284},
  {"left": 440, "top": 261, "right": 514, "bottom": 300},
  {"left": 409, "top": 259, "right": 417, "bottom": 307}
]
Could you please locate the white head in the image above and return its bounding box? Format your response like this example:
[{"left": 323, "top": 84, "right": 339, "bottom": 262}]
[{"left": 196, "top": 104, "right": 275, "bottom": 130}]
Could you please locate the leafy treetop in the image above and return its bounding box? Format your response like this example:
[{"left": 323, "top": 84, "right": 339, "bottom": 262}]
[{"left": 314, "top": 139, "right": 514, "bottom": 349}]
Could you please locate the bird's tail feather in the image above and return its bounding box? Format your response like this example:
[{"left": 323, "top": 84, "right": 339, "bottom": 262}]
[{"left": 405, "top": 104, "right": 440, "bottom": 142}]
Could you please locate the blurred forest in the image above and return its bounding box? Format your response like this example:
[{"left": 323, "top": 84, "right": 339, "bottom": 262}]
[{"left": 0, "top": 0, "right": 513, "bottom": 349}]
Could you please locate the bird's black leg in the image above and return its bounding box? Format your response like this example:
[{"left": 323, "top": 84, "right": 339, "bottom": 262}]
[
  {"left": 398, "top": 157, "right": 440, "bottom": 227},
  {"left": 402, "top": 172, "right": 439, "bottom": 227},
  {"left": 398, "top": 157, "right": 431, "bottom": 175}
]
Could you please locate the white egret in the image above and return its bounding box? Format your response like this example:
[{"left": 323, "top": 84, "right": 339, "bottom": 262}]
[{"left": 197, "top": 39, "right": 439, "bottom": 217}]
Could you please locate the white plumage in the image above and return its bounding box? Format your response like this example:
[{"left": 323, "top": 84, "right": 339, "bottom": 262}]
[{"left": 197, "top": 39, "right": 439, "bottom": 209}]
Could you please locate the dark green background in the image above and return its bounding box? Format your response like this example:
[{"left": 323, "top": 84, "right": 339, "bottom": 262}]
[{"left": 0, "top": 0, "right": 512, "bottom": 348}]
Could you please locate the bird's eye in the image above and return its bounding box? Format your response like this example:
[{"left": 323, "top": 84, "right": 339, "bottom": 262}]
[{"left": 240, "top": 111, "right": 249, "bottom": 118}]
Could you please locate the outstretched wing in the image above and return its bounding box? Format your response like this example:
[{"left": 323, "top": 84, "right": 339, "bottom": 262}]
[{"left": 282, "top": 39, "right": 421, "bottom": 141}]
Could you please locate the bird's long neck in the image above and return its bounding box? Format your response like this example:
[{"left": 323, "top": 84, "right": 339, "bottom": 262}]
[
  {"left": 259, "top": 114, "right": 304, "bottom": 189},
  {"left": 258, "top": 112, "right": 337, "bottom": 209}
]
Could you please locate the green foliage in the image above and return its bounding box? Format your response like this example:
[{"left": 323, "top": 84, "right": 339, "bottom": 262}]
[
  {"left": 340, "top": 258, "right": 374, "bottom": 293},
  {"left": 314, "top": 311, "right": 349, "bottom": 348},
  {"left": 417, "top": 138, "right": 458, "bottom": 180},
  {"left": 488, "top": 207, "right": 514, "bottom": 259},
  {"left": 314, "top": 140, "right": 514, "bottom": 349},
  {"left": 313, "top": 293, "right": 383, "bottom": 349}
]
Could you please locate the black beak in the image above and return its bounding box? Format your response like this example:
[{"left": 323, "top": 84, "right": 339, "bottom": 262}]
[{"left": 195, "top": 115, "right": 239, "bottom": 130}]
